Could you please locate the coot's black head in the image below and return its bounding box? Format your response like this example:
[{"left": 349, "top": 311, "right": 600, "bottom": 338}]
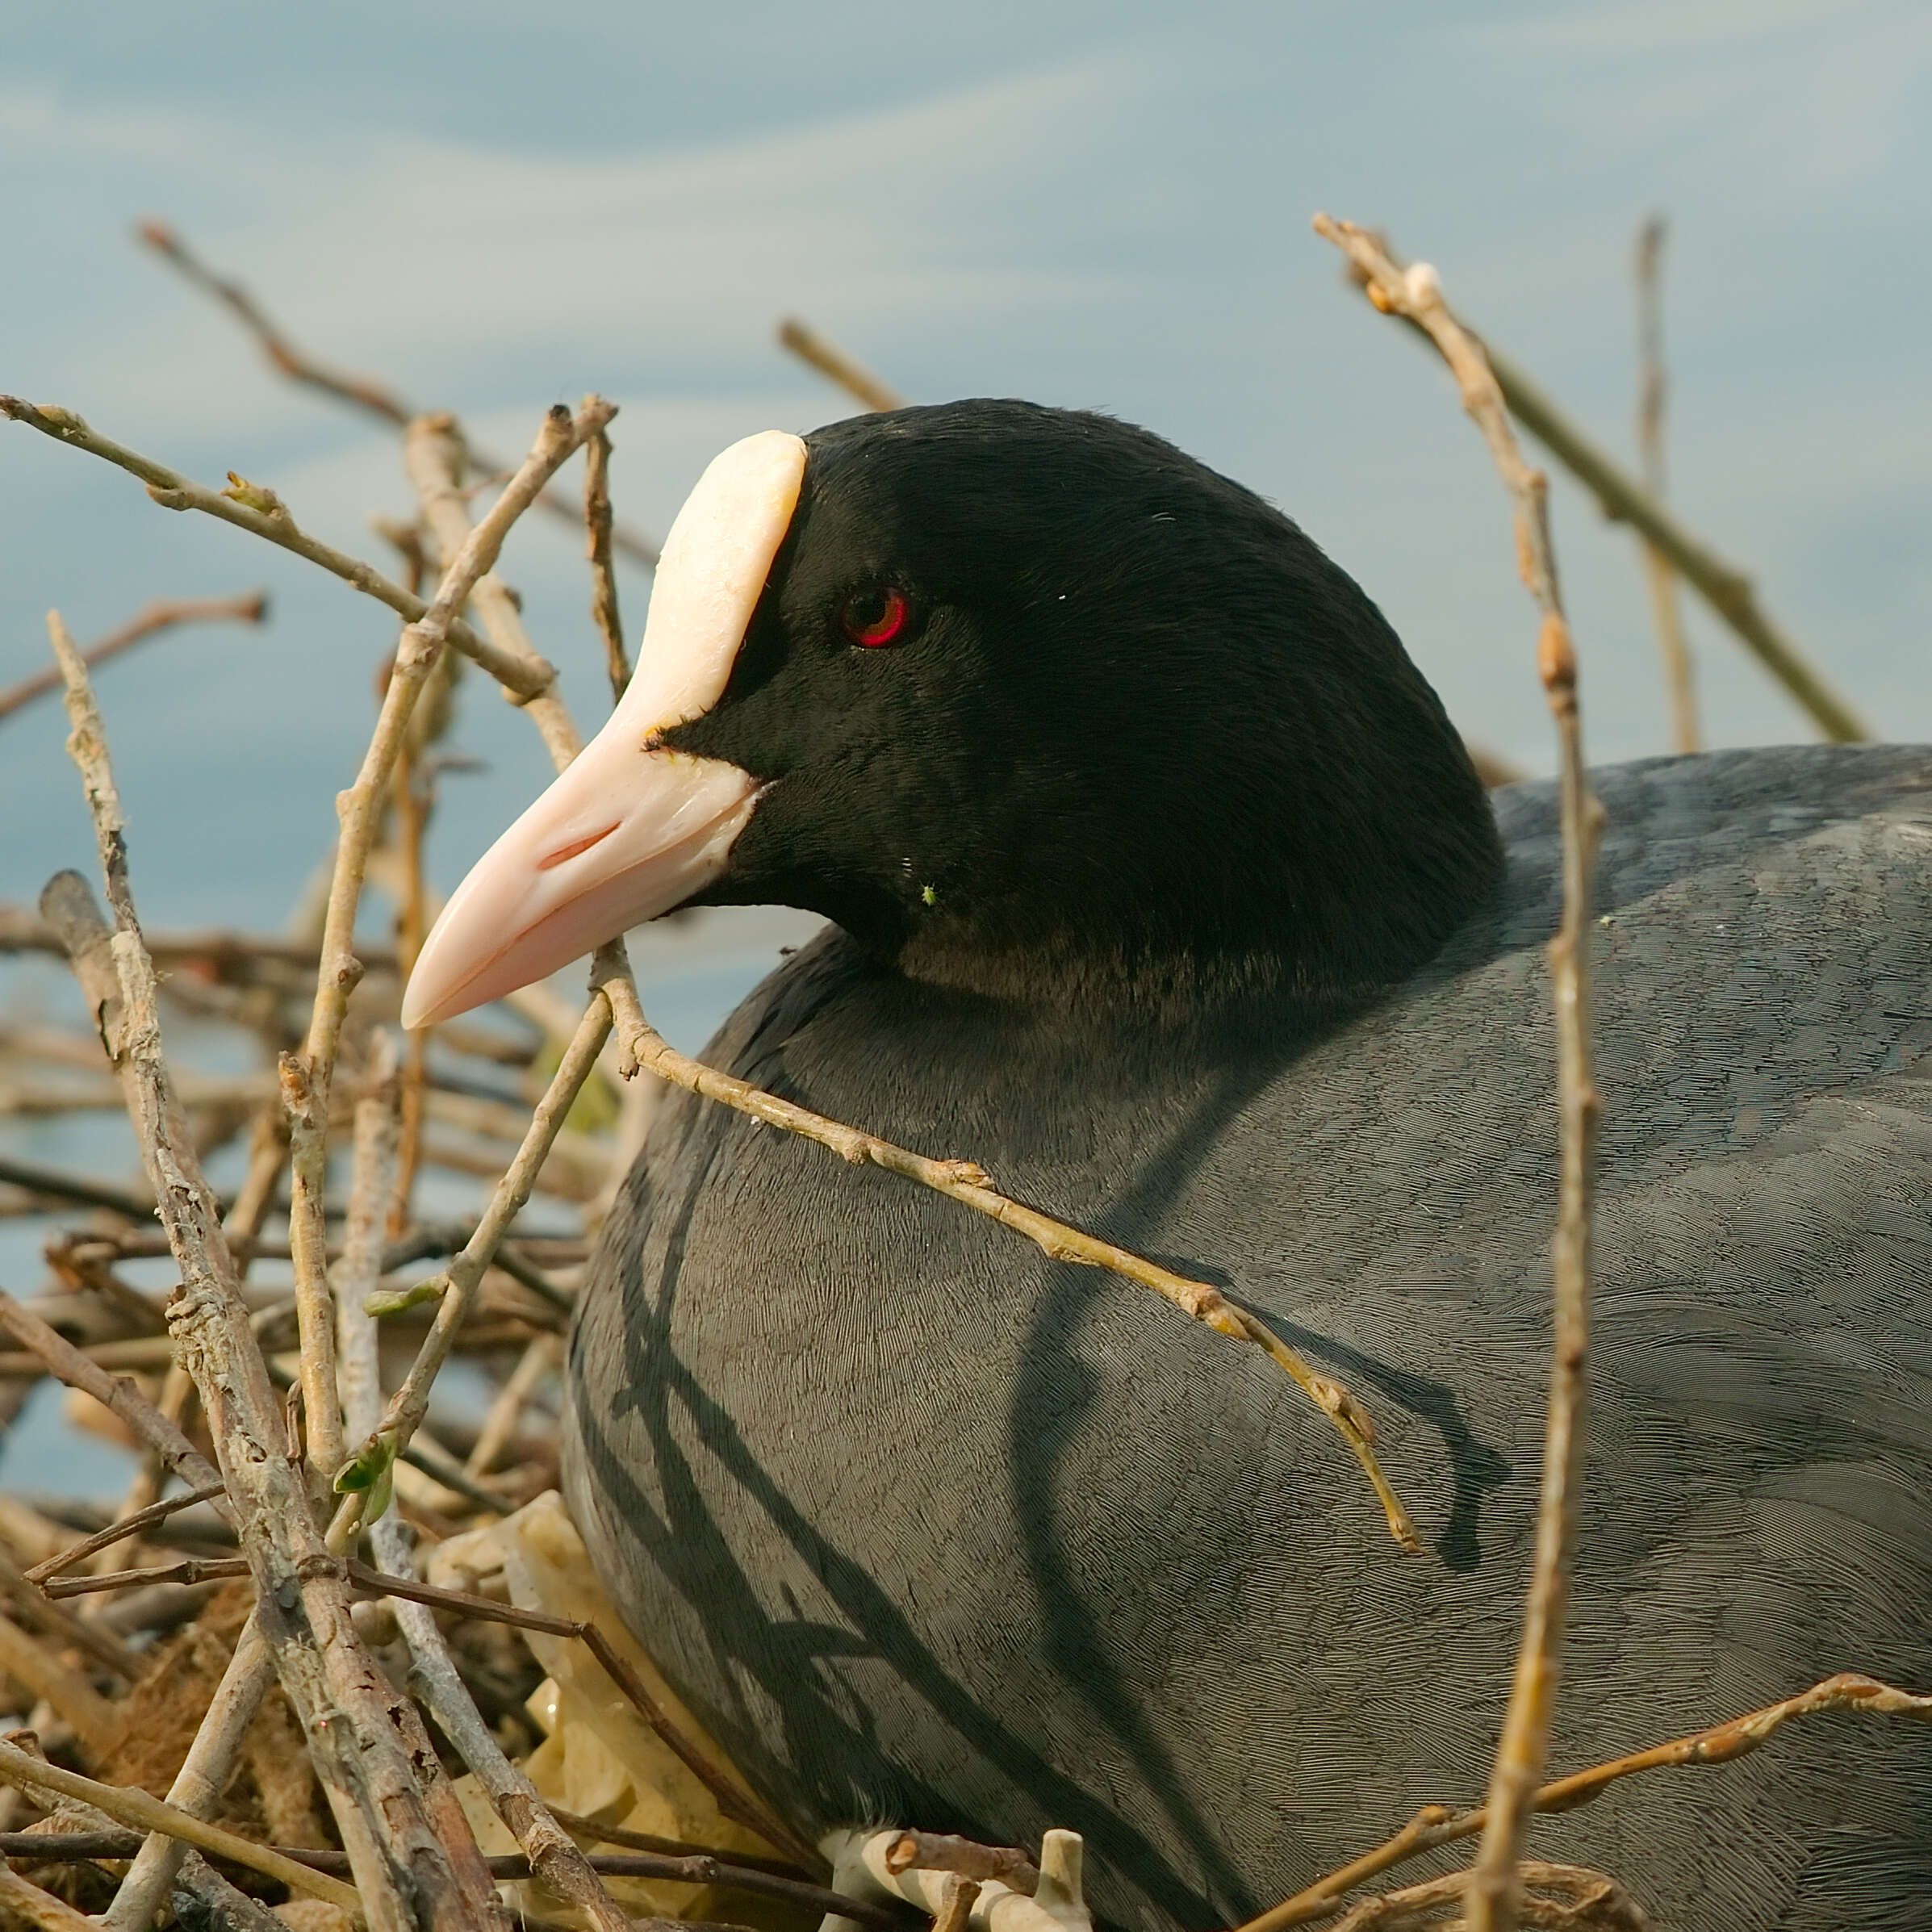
[{"left": 403, "top": 401, "right": 1502, "bottom": 1026}]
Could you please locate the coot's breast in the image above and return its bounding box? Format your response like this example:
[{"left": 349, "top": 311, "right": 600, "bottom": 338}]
[{"left": 565, "top": 744, "right": 1932, "bottom": 1932}]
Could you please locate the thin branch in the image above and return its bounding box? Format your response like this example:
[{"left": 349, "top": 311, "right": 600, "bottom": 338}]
[
  {"left": 1312, "top": 217, "right": 1603, "bottom": 1932},
  {"left": 44, "top": 629, "right": 499, "bottom": 1932},
  {"left": 1633, "top": 215, "right": 1697, "bottom": 755},
  {"left": 23, "top": 1479, "right": 228, "bottom": 1583},
  {"left": 592, "top": 954, "right": 1419, "bottom": 1551},
  {"left": 0, "top": 1863, "right": 104, "bottom": 1932},
  {"left": 1333, "top": 242, "right": 1867, "bottom": 743},
  {"left": 0, "top": 1736, "right": 361, "bottom": 1915},
  {"left": 0, "top": 593, "right": 267, "bottom": 724},
  {"left": 283, "top": 398, "right": 613, "bottom": 1479},
  {"left": 0, "top": 1283, "right": 225, "bottom": 1503},
  {"left": 0, "top": 1152, "right": 153, "bottom": 1219},
  {"left": 0, "top": 1609, "right": 122, "bottom": 1750},
  {"left": 777, "top": 318, "right": 908, "bottom": 412},
  {"left": 335, "top": 1558, "right": 818, "bottom": 1869},
  {"left": 346, "top": 993, "right": 607, "bottom": 1476},
  {"left": 100, "top": 1620, "right": 277, "bottom": 1932},
  {"left": 137, "top": 217, "right": 660, "bottom": 566},
  {"left": 404, "top": 412, "right": 583, "bottom": 768},
  {"left": 1231, "top": 1671, "right": 1932, "bottom": 1930},
  {"left": 584, "top": 426, "right": 630, "bottom": 701},
  {"left": 0, "top": 395, "right": 554, "bottom": 699}
]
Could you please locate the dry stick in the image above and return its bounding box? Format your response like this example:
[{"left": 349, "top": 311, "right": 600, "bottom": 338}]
[
  {"left": 1313, "top": 218, "right": 1603, "bottom": 1932},
  {"left": 284, "top": 399, "right": 613, "bottom": 1481},
  {"left": 137, "top": 217, "right": 660, "bottom": 567},
  {"left": 0, "top": 1286, "right": 225, "bottom": 1504},
  {"left": 0, "top": 1540, "right": 139, "bottom": 1679},
  {"left": 0, "top": 1864, "right": 100, "bottom": 1932},
  {"left": 0, "top": 1736, "right": 361, "bottom": 1915},
  {"left": 332, "top": 1048, "right": 633, "bottom": 1932},
  {"left": 404, "top": 414, "right": 583, "bottom": 769},
  {"left": 1231, "top": 1671, "right": 1932, "bottom": 1931},
  {"left": 0, "top": 397, "right": 552, "bottom": 700},
  {"left": 332, "top": 1558, "right": 819, "bottom": 1872},
  {"left": 0, "top": 593, "right": 268, "bottom": 724},
  {"left": 370, "top": 1518, "right": 637, "bottom": 1932},
  {"left": 463, "top": 1333, "right": 555, "bottom": 1478},
  {"left": 0, "top": 1610, "right": 121, "bottom": 1750},
  {"left": 44, "top": 631, "right": 500, "bottom": 1932},
  {"left": 1335, "top": 261, "right": 1865, "bottom": 744},
  {"left": 345, "top": 993, "right": 612, "bottom": 1478},
  {"left": 584, "top": 426, "right": 630, "bottom": 702},
  {"left": 23, "top": 1479, "right": 227, "bottom": 1583},
  {"left": 1324, "top": 1861, "right": 1644, "bottom": 1932},
  {"left": 1633, "top": 215, "right": 1697, "bottom": 755},
  {"left": 592, "top": 958, "right": 1419, "bottom": 1551},
  {"left": 777, "top": 318, "right": 908, "bottom": 412}
]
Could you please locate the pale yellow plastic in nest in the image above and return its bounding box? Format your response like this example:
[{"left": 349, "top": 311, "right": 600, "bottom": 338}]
[{"left": 428, "top": 1491, "right": 813, "bottom": 1932}]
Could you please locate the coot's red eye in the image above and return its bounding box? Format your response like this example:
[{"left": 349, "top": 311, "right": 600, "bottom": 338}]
[{"left": 840, "top": 583, "right": 911, "bottom": 648}]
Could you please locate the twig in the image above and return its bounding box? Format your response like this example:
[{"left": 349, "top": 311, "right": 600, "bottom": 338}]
[
  {"left": 0, "top": 1610, "right": 121, "bottom": 1750},
  {"left": 1633, "top": 215, "right": 1697, "bottom": 755},
  {"left": 0, "top": 593, "right": 267, "bottom": 724},
  {"left": 1324, "top": 1861, "right": 1646, "bottom": 1932},
  {"left": 341, "top": 991, "right": 610, "bottom": 1499},
  {"left": 137, "top": 218, "right": 660, "bottom": 566},
  {"left": 44, "top": 631, "right": 500, "bottom": 1932},
  {"left": 99, "top": 1620, "right": 277, "bottom": 1932},
  {"left": 540, "top": 1806, "right": 809, "bottom": 1876},
  {"left": 0, "top": 1830, "right": 905, "bottom": 1929},
  {"left": 0, "top": 1152, "right": 153, "bottom": 1220},
  {"left": 884, "top": 1830, "right": 1039, "bottom": 1895},
  {"left": 0, "top": 1863, "right": 102, "bottom": 1932},
  {"left": 0, "top": 1285, "right": 225, "bottom": 1503},
  {"left": 334, "top": 1559, "right": 817, "bottom": 1869},
  {"left": 23, "top": 1481, "right": 228, "bottom": 1583},
  {"left": 1332, "top": 243, "right": 1867, "bottom": 742},
  {"left": 329, "top": 1056, "right": 632, "bottom": 1932},
  {"left": 592, "top": 956, "right": 1419, "bottom": 1551},
  {"left": 583, "top": 427, "right": 629, "bottom": 702},
  {"left": 0, "top": 396, "right": 554, "bottom": 699},
  {"left": 373, "top": 1517, "right": 635, "bottom": 1932},
  {"left": 776, "top": 318, "right": 907, "bottom": 412},
  {"left": 40, "top": 1557, "right": 249, "bottom": 1598},
  {"left": 1313, "top": 217, "right": 1603, "bottom": 1932},
  {"left": 0, "top": 1736, "right": 361, "bottom": 1915},
  {"left": 1231, "top": 1670, "right": 1932, "bottom": 1930},
  {"left": 283, "top": 399, "right": 613, "bottom": 1479},
  {"left": 404, "top": 412, "right": 583, "bottom": 769},
  {"left": 463, "top": 1334, "right": 556, "bottom": 1479}
]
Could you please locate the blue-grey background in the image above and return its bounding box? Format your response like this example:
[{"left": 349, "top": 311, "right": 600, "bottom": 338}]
[{"left": 2, "top": 1, "right": 1928, "bottom": 1487}]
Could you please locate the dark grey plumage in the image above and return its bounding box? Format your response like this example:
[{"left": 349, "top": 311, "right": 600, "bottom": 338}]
[{"left": 566, "top": 742, "right": 1932, "bottom": 1932}]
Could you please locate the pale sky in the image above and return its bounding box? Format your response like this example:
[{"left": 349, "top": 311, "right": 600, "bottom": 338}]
[{"left": 4, "top": 0, "right": 1930, "bottom": 927}]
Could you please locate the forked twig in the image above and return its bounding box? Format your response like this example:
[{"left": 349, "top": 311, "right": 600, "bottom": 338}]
[
  {"left": 1331, "top": 245, "right": 1866, "bottom": 743},
  {"left": 1312, "top": 216, "right": 1602, "bottom": 1932},
  {"left": 0, "top": 395, "right": 553, "bottom": 699},
  {"left": 23, "top": 1479, "right": 228, "bottom": 1583},
  {"left": 1229, "top": 1670, "right": 1932, "bottom": 1930}
]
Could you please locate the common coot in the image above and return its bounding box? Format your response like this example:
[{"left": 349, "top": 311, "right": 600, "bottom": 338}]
[{"left": 404, "top": 403, "right": 1932, "bottom": 1932}]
